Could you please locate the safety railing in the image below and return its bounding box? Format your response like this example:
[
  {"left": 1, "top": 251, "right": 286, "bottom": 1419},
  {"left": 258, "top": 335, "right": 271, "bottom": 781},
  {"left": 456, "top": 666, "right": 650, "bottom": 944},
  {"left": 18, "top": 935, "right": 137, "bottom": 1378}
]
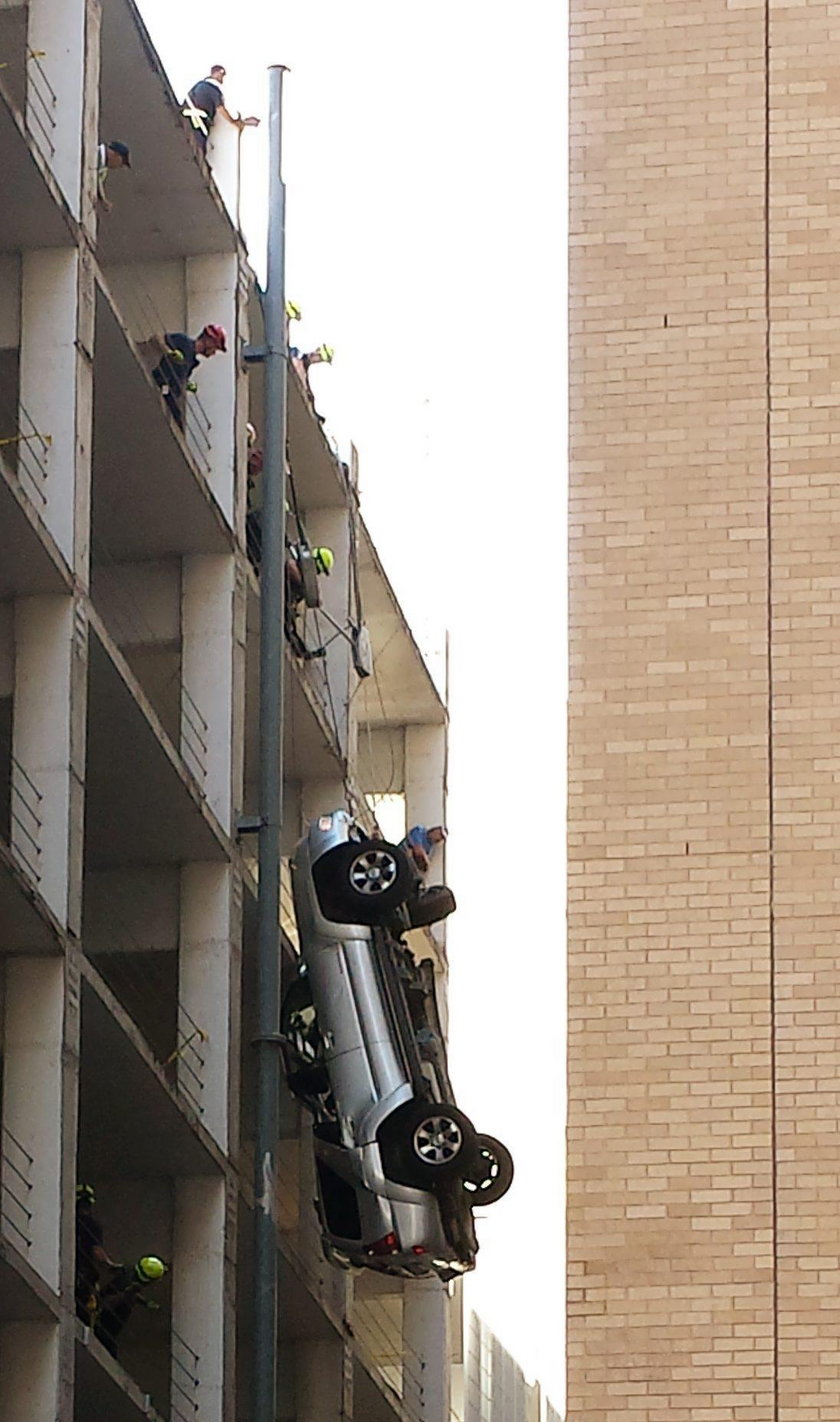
[
  {"left": 25, "top": 47, "right": 56, "bottom": 161},
  {"left": 182, "top": 390, "right": 213, "bottom": 482},
  {"left": 9, "top": 754, "right": 43, "bottom": 884},
  {"left": 85, "top": 895, "right": 210, "bottom": 1116},
  {"left": 167, "top": 1001, "right": 208, "bottom": 1119},
  {"left": 0, "top": 1126, "right": 34, "bottom": 1251},
  {"left": 180, "top": 683, "right": 209, "bottom": 790},
  {"left": 0, "top": 401, "right": 51, "bottom": 510},
  {"left": 170, "top": 1327, "right": 200, "bottom": 1422},
  {"left": 90, "top": 530, "right": 214, "bottom": 798}
]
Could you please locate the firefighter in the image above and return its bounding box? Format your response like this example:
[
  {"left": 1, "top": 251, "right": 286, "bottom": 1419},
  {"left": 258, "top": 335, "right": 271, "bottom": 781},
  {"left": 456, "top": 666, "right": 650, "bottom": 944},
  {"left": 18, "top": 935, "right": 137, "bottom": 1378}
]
[
  {"left": 75, "top": 1184, "right": 121, "bottom": 1325},
  {"left": 94, "top": 1255, "right": 168, "bottom": 1358},
  {"left": 286, "top": 544, "right": 334, "bottom": 602},
  {"left": 142, "top": 324, "right": 227, "bottom": 429}
]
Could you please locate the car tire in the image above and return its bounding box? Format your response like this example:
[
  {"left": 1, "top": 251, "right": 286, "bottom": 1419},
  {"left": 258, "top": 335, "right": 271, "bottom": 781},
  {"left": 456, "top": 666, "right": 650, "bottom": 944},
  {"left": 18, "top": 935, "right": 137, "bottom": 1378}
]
[
  {"left": 462, "top": 1134, "right": 514, "bottom": 1206},
  {"left": 379, "top": 1100, "right": 478, "bottom": 1187},
  {"left": 312, "top": 839, "right": 415, "bottom": 924},
  {"left": 406, "top": 884, "right": 457, "bottom": 930}
]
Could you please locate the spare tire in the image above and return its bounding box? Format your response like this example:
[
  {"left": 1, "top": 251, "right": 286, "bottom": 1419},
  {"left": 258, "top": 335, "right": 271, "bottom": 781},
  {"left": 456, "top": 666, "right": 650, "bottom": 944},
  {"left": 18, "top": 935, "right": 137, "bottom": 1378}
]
[{"left": 462, "top": 1134, "right": 514, "bottom": 1206}]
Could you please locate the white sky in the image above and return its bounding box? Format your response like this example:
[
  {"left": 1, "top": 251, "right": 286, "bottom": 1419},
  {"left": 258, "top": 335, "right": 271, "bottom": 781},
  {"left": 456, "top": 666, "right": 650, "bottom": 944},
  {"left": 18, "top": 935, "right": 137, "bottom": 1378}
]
[{"left": 137, "top": 1, "right": 567, "bottom": 1407}]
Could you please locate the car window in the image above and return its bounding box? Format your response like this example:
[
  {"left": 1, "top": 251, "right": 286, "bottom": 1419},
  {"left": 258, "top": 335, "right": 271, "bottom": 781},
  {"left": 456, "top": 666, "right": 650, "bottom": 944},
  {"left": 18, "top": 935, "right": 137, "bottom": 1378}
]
[
  {"left": 280, "top": 977, "right": 321, "bottom": 1064},
  {"left": 316, "top": 1160, "right": 362, "bottom": 1241}
]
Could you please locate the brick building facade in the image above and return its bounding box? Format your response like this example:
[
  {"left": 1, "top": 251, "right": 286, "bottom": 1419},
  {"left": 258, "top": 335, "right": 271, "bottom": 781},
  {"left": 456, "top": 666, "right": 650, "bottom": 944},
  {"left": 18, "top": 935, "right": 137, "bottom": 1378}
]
[{"left": 569, "top": 2, "right": 840, "bottom": 1416}]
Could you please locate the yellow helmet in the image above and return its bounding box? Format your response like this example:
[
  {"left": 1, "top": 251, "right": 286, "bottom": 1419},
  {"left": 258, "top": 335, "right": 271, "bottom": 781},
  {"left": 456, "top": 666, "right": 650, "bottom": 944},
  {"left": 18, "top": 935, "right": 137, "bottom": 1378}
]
[
  {"left": 317, "top": 344, "right": 335, "bottom": 364},
  {"left": 136, "top": 1256, "right": 167, "bottom": 1282},
  {"left": 313, "top": 547, "right": 334, "bottom": 576}
]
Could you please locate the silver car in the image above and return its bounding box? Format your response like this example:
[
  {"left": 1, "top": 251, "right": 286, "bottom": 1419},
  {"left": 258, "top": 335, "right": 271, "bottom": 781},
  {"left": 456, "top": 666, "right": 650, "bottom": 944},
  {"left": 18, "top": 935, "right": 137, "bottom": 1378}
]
[{"left": 283, "top": 810, "right": 513, "bottom": 1282}]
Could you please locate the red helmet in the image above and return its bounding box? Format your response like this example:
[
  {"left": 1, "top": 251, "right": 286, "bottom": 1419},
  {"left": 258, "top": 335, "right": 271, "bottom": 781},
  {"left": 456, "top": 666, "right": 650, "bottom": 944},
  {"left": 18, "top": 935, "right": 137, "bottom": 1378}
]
[{"left": 201, "top": 323, "right": 227, "bottom": 352}]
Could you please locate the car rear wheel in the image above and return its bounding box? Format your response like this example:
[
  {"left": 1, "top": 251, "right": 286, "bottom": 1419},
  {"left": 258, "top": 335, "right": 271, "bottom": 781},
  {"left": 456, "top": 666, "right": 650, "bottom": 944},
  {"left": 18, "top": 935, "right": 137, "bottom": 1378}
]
[
  {"left": 312, "top": 839, "right": 415, "bottom": 924},
  {"left": 462, "top": 1134, "right": 514, "bottom": 1206},
  {"left": 380, "top": 1100, "right": 478, "bottom": 1187}
]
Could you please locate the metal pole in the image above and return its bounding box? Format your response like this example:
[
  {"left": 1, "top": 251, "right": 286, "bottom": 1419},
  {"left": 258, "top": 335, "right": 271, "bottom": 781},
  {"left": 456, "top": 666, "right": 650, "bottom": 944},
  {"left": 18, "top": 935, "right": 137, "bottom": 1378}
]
[{"left": 254, "top": 61, "right": 288, "bottom": 1422}]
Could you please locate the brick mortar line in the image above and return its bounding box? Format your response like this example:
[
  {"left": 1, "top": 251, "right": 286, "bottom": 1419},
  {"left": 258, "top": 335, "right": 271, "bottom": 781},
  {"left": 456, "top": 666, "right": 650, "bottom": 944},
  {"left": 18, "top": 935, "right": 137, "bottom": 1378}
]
[{"left": 764, "top": 2, "right": 779, "bottom": 1418}]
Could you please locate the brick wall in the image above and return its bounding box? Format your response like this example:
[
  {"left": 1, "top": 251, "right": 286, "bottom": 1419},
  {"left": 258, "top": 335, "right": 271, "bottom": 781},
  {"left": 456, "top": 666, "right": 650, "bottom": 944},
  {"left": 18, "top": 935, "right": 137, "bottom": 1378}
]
[
  {"left": 771, "top": 7, "right": 840, "bottom": 1417},
  {"left": 567, "top": 0, "right": 840, "bottom": 1415}
]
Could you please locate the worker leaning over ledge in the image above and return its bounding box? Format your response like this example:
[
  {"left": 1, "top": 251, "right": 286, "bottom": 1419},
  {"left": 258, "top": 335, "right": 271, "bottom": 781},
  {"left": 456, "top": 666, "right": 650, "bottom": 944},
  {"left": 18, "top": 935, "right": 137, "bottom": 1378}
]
[
  {"left": 96, "top": 140, "right": 131, "bottom": 214},
  {"left": 183, "top": 63, "right": 259, "bottom": 154},
  {"left": 94, "top": 1255, "right": 169, "bottom": 1358},
  {"left": 137, "top": 324, "right": 227, "bottom": 430}
]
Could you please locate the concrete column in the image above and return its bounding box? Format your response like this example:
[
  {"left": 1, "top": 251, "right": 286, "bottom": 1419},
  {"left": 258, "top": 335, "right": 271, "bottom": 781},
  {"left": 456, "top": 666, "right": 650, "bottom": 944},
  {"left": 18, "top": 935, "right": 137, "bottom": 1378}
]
[
  {"left": 172, "top": 1177, "right": 225, "bottom": 1422},
  {"left": 404, "top": 724, "right": 447, "bottom": 851},
  {"left": 19, "top": 250, "right": 79, "bottom": 564},
  {"left": 296, "top": 1338, "right": 347, "bottom": 1422},
  {"left": 13, "top": 596, "right": 74, "bottom": 924},
  {"left": 182, "top": 554, "right": 234, "bottom": 832},
  {"left": 72, "top": 248, "right": 95, "bottom": 586},
  {"left": 1, "top": 959, "right": 63, "bottom": 1289},
  {"left": 79, "top": 0, "right": 101, "bottom": 239},
  {"left": 179, "top": 863, "right": 233, "bottom": 1149},
  {"left": 26, "top": 0, "right": 86, "bottom": 212},
  {"left": 206, "top": 119, "right": 241, "bottom": 225},
  {"left": 404, "top": 723, "right": 449, "bottom": 961},
  {"left": 186, "top": 255, "right": 238, "bottom": 523},
  {"left": 403, "top": 1279, "right": 450, "bottom": 1422},
  {"left": 305, "top": 506, "right": 352, "bottom": 760},
  {"left": 0, "top": 1322, "right": 59, "bottom": 1422}
]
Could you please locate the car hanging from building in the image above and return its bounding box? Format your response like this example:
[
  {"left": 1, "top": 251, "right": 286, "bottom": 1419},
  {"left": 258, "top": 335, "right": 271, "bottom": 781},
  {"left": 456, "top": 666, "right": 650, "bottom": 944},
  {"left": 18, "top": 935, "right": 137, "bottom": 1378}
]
[{"left": 281, "top": 809, "right": 514, "bottom": 1283}]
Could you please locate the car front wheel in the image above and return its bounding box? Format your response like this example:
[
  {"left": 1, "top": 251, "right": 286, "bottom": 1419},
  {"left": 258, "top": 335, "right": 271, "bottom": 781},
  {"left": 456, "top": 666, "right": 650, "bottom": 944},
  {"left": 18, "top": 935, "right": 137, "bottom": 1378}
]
[{"left": 312, "top": 838, "right": 414, "bottom": 924}]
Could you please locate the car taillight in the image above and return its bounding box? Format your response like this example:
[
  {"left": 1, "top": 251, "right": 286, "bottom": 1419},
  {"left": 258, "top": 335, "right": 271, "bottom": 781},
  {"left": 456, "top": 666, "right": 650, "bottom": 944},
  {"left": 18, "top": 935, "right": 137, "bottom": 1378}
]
[
  {"left": 367, "top": 1232, "right": 400, "bottom": 1256},
  {"left": 411, "top": 1245, "right": 426, "bottom": 1256}
]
